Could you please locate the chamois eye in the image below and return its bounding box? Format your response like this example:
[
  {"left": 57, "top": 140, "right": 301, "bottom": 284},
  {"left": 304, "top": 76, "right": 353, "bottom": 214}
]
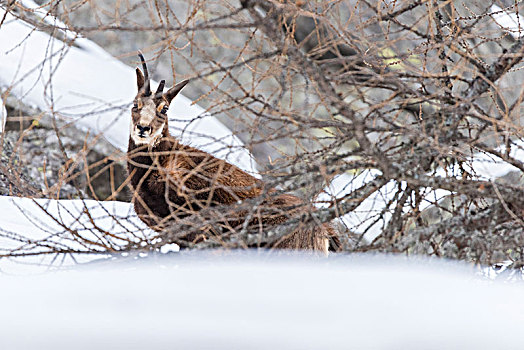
[
  {"left": 133, "top": 102, "right": 138, "bottom": 110},
  {"left": 161, "top": 106, "right": 168, "bottom": 114}
]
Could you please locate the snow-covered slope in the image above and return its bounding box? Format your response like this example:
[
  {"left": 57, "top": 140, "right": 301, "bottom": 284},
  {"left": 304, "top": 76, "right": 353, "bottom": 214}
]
[
  {"left": 0, "top": 196, "right": 153, "bottom": 274},
  {"left": 321, "top": 145, "right": 524, "bottom": 240},
  {"left": 492, "top": 4, "right": 524, "bottom": 39},
  {"left": 0, "top": 95, "right": 5, "bottom": 134},
  {"left": 0, "top": 2, "right": 257, "bottom": 174},
  {"left": 1, "top": 252, "right": 524, "bottom": 349}
]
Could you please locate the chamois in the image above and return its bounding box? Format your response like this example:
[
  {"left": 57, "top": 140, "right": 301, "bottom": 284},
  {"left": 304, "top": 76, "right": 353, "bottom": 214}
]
[{"left": 127, "top": 52, "right": 334, "bottom": 253}]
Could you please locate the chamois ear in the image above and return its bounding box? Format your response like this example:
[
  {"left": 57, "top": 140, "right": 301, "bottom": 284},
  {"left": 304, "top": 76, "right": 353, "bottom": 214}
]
[
  {"left": 164, "top": 79, "right": 189, "bottom": 103},
  {"left": 136, "top": 68, "right": 145, "bottom": 92}
]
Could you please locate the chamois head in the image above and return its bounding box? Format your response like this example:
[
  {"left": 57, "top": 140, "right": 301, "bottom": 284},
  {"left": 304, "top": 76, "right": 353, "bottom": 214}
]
[{"left": 131, "top": 51, "right": 189, "bottom": 146}]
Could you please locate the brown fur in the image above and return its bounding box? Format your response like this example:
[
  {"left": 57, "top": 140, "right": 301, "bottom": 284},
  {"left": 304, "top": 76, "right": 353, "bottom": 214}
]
[{"left": 127, "top": 53, "right": 335, "bottom": 253}]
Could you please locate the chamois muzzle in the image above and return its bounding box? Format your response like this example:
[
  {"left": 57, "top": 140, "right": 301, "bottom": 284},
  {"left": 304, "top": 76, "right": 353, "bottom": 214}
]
[{"left": 137, "top": 125, "right": 150, "bottom": 138}]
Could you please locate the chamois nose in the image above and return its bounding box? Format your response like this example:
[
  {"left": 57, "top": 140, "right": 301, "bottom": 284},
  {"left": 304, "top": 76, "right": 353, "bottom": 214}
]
[{"left": 137, "top": 125, "right": 150, "bottom": 137}]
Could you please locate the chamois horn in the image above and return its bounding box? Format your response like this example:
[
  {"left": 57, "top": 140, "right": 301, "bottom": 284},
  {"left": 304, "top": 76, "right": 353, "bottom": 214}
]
[
  {"left": 155, "top": 79, "right": 165, "bottom": 98},
  {"left": 137, "top": 51, "right": 151, "bottom": 96}
]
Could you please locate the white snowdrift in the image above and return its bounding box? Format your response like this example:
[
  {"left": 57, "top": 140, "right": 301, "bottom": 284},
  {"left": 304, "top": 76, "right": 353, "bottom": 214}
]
[
  {"left": 0, "top": 95, "right": 5, "bottom": 133},
  {"left": 320, "top": 170, "right": 452, "bottom": 240},
  {"left": 0, "top": 196, "right": 153, "bottom": 274},
  {"left": 492, "top": 5, "right": 524, "bottom": 39},
  {"left": 318, "top": 170, "right": 392, "bottom": 239},
  {"left": 321, "top": 144, "right": 524, "bottom": 240},
  {"left": 1, "top": 252, "right": 524, "bottom": 349},
  {"left": 0, "top": 2, "right": 257, "bottom": 174}
]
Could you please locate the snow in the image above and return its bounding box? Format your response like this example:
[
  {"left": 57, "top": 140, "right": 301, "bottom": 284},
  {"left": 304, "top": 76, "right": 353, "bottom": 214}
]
[
  {"left": 492, "top": 5, "right": 523, "bottom": 39},
  {"left": 320, "top": 145, "right": 522, "bottom": 241},
  {"left": 0, "top": 94, "right": 5, "bottom": 134},
  {"left": 318, "top": 170, "right": 391, "bottom": 240},
  {"left": 0, "top": 196, "right": 153, "bottom": 274},
  {"left": 0, "top": 2, "right": 258, "bottom": 174},
  {"left": 319, "top": 170, "right": 453, "bottom": 241},
  {"left": 1, "top": 252, "right": 524, "bottom": 349}
]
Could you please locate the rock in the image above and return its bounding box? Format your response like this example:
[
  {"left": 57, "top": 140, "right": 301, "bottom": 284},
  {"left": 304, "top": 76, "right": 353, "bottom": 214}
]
[
  {"left": 0, "top": 133, "right": 40, "bottom": 197},
  {"left": 0, "top": 98, "right": 129, "bottom": 201}
]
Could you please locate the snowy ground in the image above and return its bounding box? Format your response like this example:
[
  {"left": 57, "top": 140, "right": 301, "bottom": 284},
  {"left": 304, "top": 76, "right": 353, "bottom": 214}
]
[
  {"left": 0, "top": 94, "right": 5, "bottom": 134},
  {"left": 1, "top": 252, "right": 524, "bottom": 349},
  {"left": 492, "top": 4, "right": 524, "bottom": 39},
  {"left": 0, "top": 196, "right": 153, "bottom": 274}
]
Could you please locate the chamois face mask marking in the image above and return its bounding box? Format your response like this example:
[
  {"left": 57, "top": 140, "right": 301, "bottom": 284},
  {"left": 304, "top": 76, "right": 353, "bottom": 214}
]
[
  {"left": 131, "top": 98, "right": 167, "bottom": 146},
  {"left": 131, "top": 51, "right": 189, "bottom": 149}
]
